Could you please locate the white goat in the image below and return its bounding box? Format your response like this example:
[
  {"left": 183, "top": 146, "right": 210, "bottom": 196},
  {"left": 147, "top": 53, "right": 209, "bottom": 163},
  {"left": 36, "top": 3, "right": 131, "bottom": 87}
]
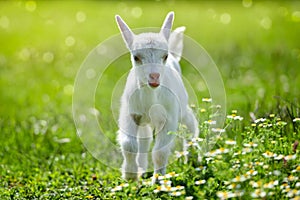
[{"left": 116, "top": 11, "right": 199, "bottom": 182}]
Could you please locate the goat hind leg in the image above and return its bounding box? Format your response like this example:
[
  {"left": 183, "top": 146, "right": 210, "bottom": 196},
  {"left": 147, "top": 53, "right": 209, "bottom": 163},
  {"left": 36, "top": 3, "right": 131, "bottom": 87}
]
[
  {"left": 181, "top": 106, "right": 199, "bottom": 162},
  {"left": 182, "top": 106, "right": 199, "bottom": 138}
]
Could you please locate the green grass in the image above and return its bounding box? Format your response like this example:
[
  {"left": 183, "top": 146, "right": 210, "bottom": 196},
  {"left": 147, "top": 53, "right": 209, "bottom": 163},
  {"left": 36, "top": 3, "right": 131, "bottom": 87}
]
[{"left": 0, "top": 1, "right": 300, "bottom": 199}]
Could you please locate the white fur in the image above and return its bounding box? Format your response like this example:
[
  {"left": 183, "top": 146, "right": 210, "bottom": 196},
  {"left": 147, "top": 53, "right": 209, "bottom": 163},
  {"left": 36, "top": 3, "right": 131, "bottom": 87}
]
[{"left": 115, "top": 12, "right": 199, "bottom": 182}]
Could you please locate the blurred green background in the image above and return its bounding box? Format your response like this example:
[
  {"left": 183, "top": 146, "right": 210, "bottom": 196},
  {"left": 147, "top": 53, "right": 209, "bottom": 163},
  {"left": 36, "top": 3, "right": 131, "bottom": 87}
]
[
  {"left": 0, "top": 0, "right": 299, "bottom": 158},
  {"left": 1, "top": 1, "right": 300, "bottom": 197}
]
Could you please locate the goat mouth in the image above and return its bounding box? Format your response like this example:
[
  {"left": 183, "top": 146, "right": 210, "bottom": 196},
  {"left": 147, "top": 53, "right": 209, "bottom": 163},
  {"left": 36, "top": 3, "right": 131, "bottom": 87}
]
[{"left": 148, "top": 81, "right": 160, "bottom": 88}]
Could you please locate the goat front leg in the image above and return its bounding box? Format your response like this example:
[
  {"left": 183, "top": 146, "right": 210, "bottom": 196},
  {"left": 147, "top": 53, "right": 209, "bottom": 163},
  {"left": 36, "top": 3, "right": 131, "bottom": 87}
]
[
  {"left": 137, "top": 125, "right": 152, "bottom": 176},
  {"left": 118, "top": 118, "right": 139, "bottom": 181}
]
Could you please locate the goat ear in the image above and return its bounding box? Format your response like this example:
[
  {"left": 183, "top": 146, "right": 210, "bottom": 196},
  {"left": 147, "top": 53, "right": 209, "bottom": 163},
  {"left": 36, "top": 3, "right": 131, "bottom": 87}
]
[
  {"left": 169, "top": 26, "right": 185, "bottom": 61},
  {"left": 160, "top": 11, "right": 174, "bottom": 41},
  {"left": 115, "top": 15, "right": 134, "bottom": 49}
]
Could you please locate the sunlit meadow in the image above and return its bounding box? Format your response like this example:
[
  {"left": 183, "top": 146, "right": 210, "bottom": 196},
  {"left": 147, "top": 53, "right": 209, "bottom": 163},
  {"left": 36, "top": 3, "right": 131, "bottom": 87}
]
[{"left": 0, "top": 1, "right": 300, "bottom": 199}]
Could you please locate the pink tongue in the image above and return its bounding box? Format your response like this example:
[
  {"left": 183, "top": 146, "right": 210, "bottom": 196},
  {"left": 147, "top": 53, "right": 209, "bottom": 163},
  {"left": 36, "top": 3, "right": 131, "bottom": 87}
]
[{"left": 149, "top": 81, "right": 160, "bottom": 87}]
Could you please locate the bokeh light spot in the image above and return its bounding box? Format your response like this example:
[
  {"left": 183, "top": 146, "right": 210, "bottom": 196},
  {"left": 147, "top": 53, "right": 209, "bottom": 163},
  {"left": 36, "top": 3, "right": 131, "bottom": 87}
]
[
  {"left": 242, "top": 0, "right": 252, "bottom": 8},
  {"left": 207, "top": 9, "right": 217, "bottom": 20},
  {"left": 25, "top": 1, "right": 37, "bottom": 12},
  {"left": 43, "top": 51, "right": 54, "bottom": 63},
  {"left": 86, "top": 68, "right": 96, "bottom": 79},
  {"left": 76, "top": 11, "right": 86, "bottom": 23},
  {"left": 260, "top": 17, "right": 272, "bottom": 30},
  {"left": 292, "top": 11, "right": 300, "bottom": 22},
  {"left": 131, "top": 7, "right": 142, "bottom": 18},
  {"left": 65, "top": 36, "right": 76, "bottom": 47},
  {"left": 96, "top": 45, "right": 107, "bottom": 55},
  {"left": 278, "top": 7, "right": 289, "bottom": 17},
  {"left": 0, "top": 16, "right": 10, "bottom": 29},
  {"left": 64, "top": 84, "right": 74, "bottom": 96},
  {"left": 220, "top": 13, "right": 231, "bottom": 24},
  {"left": 19, "top": 48, "right": 31, "bottom": 61}
]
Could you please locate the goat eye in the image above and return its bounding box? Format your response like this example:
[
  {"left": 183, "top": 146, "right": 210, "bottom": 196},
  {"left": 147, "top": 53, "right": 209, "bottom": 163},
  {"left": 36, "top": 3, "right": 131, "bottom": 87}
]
[
  {"left": 134, "top": 55, "right": 142, "bottom": 64},
  {"left": 163, "top": 54, "right": 168, "bottom": 62}
]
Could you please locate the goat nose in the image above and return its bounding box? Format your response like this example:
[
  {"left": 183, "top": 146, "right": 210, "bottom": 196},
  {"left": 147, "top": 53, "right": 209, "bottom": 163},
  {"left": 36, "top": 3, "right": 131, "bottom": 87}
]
[{"left": 149, "top": 73, "right": 160, "bottom": 80}]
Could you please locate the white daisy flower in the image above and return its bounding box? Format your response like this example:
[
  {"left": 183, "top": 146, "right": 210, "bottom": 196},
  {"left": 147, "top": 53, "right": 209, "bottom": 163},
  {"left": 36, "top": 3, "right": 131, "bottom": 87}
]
[
  {"left": 254, "top": 118, "right": 266, "bottom": 123},
  {"left": 212, "top": 128, "right": 226, "bottom": 133},
  {"left": 202, "top": 98, "right": 212, "bottom": 102},
  {"left": 204, "top": 120, "right": 217, "bottom": 125},
  {"left": 216, "top": 191, "right": 236, "bottom": 199},
  {"left": 195, "top": 180, "right": 206, "bottom": 185},
  {"left": 285, "top": 154, "right": 297, "bottom": 161},
  {"left": 225, "top": 140, "right": 236, "bottom": 145},
  {"left": 293, "top": 118, "right": 300, "bottom": 122}
]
